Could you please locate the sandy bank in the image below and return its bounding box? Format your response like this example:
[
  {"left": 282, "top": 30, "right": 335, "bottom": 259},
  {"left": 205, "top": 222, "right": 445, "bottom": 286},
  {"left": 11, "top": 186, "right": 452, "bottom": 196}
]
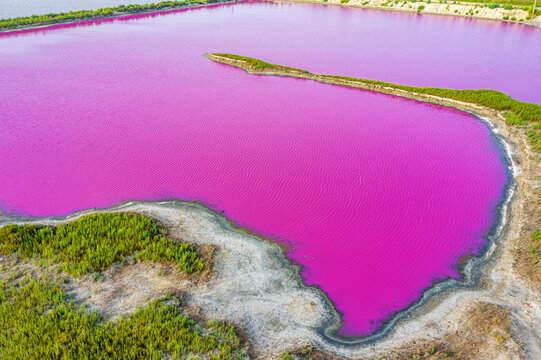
[{"left": 283, "top": 0, "right": 541, "bottom": 27}]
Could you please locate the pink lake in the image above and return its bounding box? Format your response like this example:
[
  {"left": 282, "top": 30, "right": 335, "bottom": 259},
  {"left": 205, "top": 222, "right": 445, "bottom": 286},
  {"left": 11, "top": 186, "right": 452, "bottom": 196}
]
[{"left": 0, "top": 1, "right": 517, "bottom": 336}]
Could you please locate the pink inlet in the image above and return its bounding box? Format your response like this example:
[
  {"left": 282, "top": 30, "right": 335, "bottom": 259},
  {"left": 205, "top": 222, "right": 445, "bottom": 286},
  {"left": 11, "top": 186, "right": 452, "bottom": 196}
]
[{"left": 0, "top": 2, "right": 513, "bottom": 336}]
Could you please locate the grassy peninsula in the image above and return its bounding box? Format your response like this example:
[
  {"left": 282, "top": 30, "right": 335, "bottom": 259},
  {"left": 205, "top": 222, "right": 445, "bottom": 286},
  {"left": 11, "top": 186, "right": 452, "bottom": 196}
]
[
  {"left": 0, "top": 0, "right": 226, "bottom": 31},
  {"left": 209, "top": 53, "right": 541, "bottom": 123}
]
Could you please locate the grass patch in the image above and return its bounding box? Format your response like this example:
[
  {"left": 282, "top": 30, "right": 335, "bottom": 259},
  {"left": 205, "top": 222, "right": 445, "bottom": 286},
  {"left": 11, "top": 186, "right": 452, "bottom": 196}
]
[
  {"left": 0, "top": 212, "right": 206, "bottom": 275},
  {"left": 0, "top": 272, "right": 245, "bottom": 359},
  {"left": 530, "top": 228, "right": 541, "bottom": 265},
  {"left": 0, "top": 0, "right": 220, "bottom": 30}
]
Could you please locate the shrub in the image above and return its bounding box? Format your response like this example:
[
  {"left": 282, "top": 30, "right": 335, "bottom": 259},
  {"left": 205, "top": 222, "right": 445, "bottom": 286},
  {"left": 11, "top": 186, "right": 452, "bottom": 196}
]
[
  {"left": 0, "top": 212, "right": 206, "bottom": 275},
  {"left": 505, "top": 112, "right": 524, "bottom": 125},
  {"left": 0, "top": 274, "right": 246, "bottom": 359},
  {"left": 418, "top": 5, "right": 426, "bottom": 11}
]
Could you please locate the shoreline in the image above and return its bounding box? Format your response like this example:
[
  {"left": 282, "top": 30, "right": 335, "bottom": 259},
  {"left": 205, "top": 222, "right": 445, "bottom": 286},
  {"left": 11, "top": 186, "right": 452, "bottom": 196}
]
[
  {"left": 281, "top": 0, "right": 541, "bottom": 28},
  {"left": 0, "top": 0, "right": 243, "bottom": 34},
  {"left": 1, "top": 0, "right": 539, "bottom": 34}
]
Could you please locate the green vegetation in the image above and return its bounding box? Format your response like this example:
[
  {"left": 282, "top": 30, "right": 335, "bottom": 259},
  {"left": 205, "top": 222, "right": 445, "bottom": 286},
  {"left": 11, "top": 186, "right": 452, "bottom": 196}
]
[
  {"left": 0, "top": 0, "right": 222, "bottom": 30},
  {"left": 418, "top": 4, "right": 426, "bottom": 11},
  {"left": 212, "top": 53, "right": 310, "bottom": 74},
  {"left": 0, "top": 272, "right": 245, "bottom": 359},
  {"left": 210, "top": 53, "right": 541, "bottom": 124},
  {"left": 530, "top": 228, "right": 541, "bottom": 265},
  {"left": 505, "top": 112, "right": 524, "bottom": 125},
  {"left": 0, "top": 212, "right": 206, "bottom": 275},
  {"left": 281, "top": 347, "right": 315, "bottom": 360}
]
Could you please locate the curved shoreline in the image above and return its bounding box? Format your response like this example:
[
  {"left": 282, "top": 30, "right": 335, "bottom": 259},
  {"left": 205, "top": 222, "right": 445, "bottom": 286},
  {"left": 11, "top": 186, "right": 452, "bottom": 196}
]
[
  {"left": 0, "top": 64, "right": 538, "bottom": 358},
  {"left": 205, "top": 53, "right": 525, "bottom": 344}
]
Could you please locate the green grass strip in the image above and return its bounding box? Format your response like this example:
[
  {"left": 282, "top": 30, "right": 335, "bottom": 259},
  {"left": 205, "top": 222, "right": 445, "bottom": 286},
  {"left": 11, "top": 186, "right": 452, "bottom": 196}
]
[
  {"left": 0, "top": 0, "right": 222, "bottom": 30},
  {"left": 0, "top": 212, "right": 206, "bottom": 275}
]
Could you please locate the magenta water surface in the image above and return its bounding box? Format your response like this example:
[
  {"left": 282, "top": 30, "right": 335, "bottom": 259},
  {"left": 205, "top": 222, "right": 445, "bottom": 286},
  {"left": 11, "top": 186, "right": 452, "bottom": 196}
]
[{"left": 0, "top": 2, "right": 514, "bottom": 336}]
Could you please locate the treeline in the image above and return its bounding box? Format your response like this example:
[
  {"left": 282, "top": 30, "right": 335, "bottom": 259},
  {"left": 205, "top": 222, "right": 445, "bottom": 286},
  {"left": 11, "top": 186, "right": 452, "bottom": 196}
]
[
  {"left": 0, "top": 212, "right": 206, "bottom": 275},
  {"left": 0, "top": 273, "right": 246, "bottom": 359},
  {"left": 0, "top": 0, "right": 226, "bottom": 30},
  {"left": 210, "top": 53, "right": 541, "bottom": 124}
]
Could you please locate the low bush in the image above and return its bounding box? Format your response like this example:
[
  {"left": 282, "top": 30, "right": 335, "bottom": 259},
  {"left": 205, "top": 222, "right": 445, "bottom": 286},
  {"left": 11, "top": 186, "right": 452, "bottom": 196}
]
[
  {"left": 0, "top": 212, "right": 206, "bottom": 275},
  {"left": 0, "top": 274, "right": 245, "bottom": 359}
]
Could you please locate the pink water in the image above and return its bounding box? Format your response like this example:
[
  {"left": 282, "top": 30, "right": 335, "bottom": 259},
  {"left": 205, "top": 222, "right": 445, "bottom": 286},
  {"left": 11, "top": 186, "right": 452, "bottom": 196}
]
[{"left": 0, "top": 2, "right": 515, "bottom": 336}]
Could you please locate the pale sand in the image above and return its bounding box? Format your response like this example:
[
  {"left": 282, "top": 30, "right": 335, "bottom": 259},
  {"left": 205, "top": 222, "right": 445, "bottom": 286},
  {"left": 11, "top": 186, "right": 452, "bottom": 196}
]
[{"left": 284, "top": 0, "right": 541, "bottom": 27}]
